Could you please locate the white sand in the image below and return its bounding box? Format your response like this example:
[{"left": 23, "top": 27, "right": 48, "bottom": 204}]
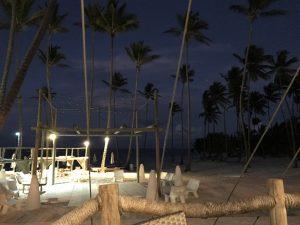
[{"left": 1, "top": 157, "right": 299, "bottom": 225}]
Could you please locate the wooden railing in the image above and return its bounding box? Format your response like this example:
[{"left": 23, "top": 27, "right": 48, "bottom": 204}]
[{"left": 52, "top": 179, "right": 300, "bottom": 225}]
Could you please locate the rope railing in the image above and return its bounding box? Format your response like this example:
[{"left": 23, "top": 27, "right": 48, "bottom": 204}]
[{"left": 52, "top": 180, "right": 300, "bottom": 225}]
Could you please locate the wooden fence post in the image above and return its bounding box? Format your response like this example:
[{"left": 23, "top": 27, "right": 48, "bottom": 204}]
[
  {"left": 99, "top": 184, "right": 120, "bottom": 225},
  {"left": 267, "top": 179, "right": 288, "bottom": 225}
]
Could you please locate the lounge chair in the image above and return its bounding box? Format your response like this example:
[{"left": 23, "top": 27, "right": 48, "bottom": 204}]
[
  {"left": 185, "top": 178, "right": 200, "bottom": 198},
  {"left": 15, "top": 172, "right": 47, "bottom": 193}
]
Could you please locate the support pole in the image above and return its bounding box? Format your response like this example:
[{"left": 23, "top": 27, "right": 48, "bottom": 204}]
[
  {"left": 267, "top": 179, "right": 288, "bottom": 225},
  {"left": 154, "top": 90, "right": 161, "bottom": 196},
  {"left": 99, "top": 184, "right": 120, "bottom": 225}
]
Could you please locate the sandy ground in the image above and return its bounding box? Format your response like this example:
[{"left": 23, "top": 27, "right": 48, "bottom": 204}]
[{"left": 1, "top": 157, "right": 300, "bottom": 225}]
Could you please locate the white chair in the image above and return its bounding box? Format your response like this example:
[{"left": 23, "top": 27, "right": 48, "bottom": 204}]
[{"left": 185, "top": 178, "right": 200, "bottom": 198}]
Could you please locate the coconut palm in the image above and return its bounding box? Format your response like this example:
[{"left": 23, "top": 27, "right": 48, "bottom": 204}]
[
  {"left": 230, "top": 0, "right": 287, "bottom": 160},
  {"left": 247, "top": 91, "right": 267, "bottom": 126},
  {"left": 138, "top": 83, "right": 157, "bottom": 151},
  {"left": 263, "top": 83, "right": 280, "bottom": 120},
  {"left": 102, "top": 72, "right": 130, "bottom": 163},
  {"left": 96, "top": 0, "right": 138, "bottom": 130},
  {"left": 172, "top": 64, "right": 194, "bottom": 164},
  {"left": 0, "top": 0, "right": 44, "bottom": 105},
  {"left": 200, "top": 90, "right": 221, "bottom": 158},
  {"left": 169, "top": 101, "right": 181, "bottom": 162},
  {"left": 234, "top": 45, "right": 270, "bottom": 158},
  {"left": 125, "top": 41, "right": 159, "bottom": 166},
  {"left": 0, "top": 0, "right": 55, "bottom": 129},
  {"left": 165, "top": 10, "right": 211, "bottom": 171},
  {"left": 267, "top": 50, "right": 298, "bottom": 166},
  {"left": 38, "top": 45, "right": 68, "bottom": 127},
  {"left": 208, "top": 81, "right": 230, "bottom": 158}
]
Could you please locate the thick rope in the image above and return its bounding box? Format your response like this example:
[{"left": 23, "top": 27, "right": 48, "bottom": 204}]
[
  {"left": 52, "top": 192, "right": 300, "bottom": 225},
  {"left": 160, "top": 0, "right": 193, "bottom": 172},
  {"left": 52, "top": 198, "right": 100, "bottom": 225}
]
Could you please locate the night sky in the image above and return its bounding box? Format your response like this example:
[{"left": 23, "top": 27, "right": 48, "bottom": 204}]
[{"left": 0, "top": 0, "right": 300, "bottom": 148}]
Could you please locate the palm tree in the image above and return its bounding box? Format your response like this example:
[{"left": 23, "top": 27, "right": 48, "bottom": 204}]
[
  {"left": 248, "top": 91, "right": 267, "bottom": 128},
  {"left": 208, "top": 81, "right": 230, "bottom": 158},
  {"left": 200, "top": 90, "right": 221, "bottom": 158},
  {"left": 230, "top": 0, "right": 287, "bottom": 160},
  {"left": 138, "top": 83, "right": 157, "bottom": 151},
  {"left": 0, "top": 0, "right": 56, "bottom": 129},
  {"left": 84, "top": 3, "right": 102, "bottom": 108},
  {"left": 234, "top": 45, "right": 270, "bottom": 158},
  {"left": 267, "top": 50, "right": 298, "bottom": 166},
  {"left": 165, "top": 10, "right": 211, "bottom": 171},
  {"left": 38, "top": 45, "right": 68, "bottom": 127},
  {"left": 0, "top": 0, "right": 44, "bottom": 104},
  {"left": 172, "top": 64, "right": 194, "bottom": 165},
  {"left": 125, "top": 41, "right": 159, "bottom": 166},
  {"left": 102, "top": 72, "right": 130, "bottom": 163},
  {"left": 169, "top": 101, "right": 181, "bottom": 162},
  {"left": 96, "top": 0, "right": 138, "bottom": 130},
  {"left": 263, "top": 83, "right": 280, "bottom": 120}
]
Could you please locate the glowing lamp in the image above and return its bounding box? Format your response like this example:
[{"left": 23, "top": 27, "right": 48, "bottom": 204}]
[
  {"left": 49, "top": 133, "right": 57, "bottom": 141},
  {"left": 84, "top": 140, "right": 90, "bottom": 148}
]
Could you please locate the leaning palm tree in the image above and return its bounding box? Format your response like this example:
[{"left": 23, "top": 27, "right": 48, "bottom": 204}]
[
  {"left": 38, "top": 45, "right": 68, "bottom": 127},
  {"left": 0, "top": 0, "right": 44, "bottom": 105},
  {"left": 0, "top": 0, "right": 56, "bottom": 129},
  {"left": 125, "top": 41, "right": 159, "bottom": 167},
  {"left": 96, "top": 0, "right": 138, "bottom": 130},
  {"left": 169, "top": 101, "right": 181, "bottom": 162},
  {"left": 165, "top": 10, "right": 211, "bottom": 171},
  {"left": 138, "top": 82, "right": 157, "bottom": 151},
  {"left": 230, "top": 0, "right": 287, "bottom": 160}
]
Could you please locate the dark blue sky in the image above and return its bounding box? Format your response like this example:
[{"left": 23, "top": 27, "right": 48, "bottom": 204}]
[{"left": 1, "top": 0, "right": 300, "bottom": 147}]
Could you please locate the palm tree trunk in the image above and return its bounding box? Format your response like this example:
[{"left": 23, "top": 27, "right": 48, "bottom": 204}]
[
  {"left": 106, "top": 35, "right": 114, "bottom": 129},
  {"left": 223, "top": 107, "right": 228, "bottom": 159},
  {"left": 0, "top": 0, "right": 55, "bottom": 129},
  {"left": 113, "top": 91, "right": 119, "bottom": 163},
  {"left": 247, "top": 76, "right": 251, "bottom": 156},
  {"left": 0, "top": 0, "right": 16, "bottom": 105},
  {"left": 125, "top": 68, "right": 140, "bottom": 167}
]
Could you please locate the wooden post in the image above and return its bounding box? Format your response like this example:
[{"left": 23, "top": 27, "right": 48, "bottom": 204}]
[
  {"left": 267, "top": 179, "right": 288, "bottom": 225},
  {"left": 99, "top": 184, "right": 120, "bottom": 225}
]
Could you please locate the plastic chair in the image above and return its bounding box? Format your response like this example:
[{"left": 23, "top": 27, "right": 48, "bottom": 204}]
[{"left": 185, "top": 178, "right": 200, "bottom": 198}]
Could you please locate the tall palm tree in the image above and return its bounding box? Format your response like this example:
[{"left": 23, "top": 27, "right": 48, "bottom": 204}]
[
  {"left": 247, "top": 91, "right": 267, "bottom": 128},
  {"left": 96, "top": 0, "right": 138, "bottom": 130},
  {"left": 165, "top": 10, "right": 211, "bottom": 171},
  {"left": 230, "top": 0, "right": 287, "bottom": 160},
  {"left": 267, "top": 50, "right": 298, "bottom": 166},
  {"left": 169, "top": 101, "right": 181, "bottom": 162},
  {"left": 84, "top": 3, "right": 103, "bottom": 108},
  {"left": 173, "top": 64, "right": 194, "bottom": 165},
  {"left": 0, "top": 0, "right": 56, "bottom": 129},
  {"left": 208, "top": 81, "right": 230, "bottom": 158},
  {"left": 0, "top": 0, "right": 44, "bottom": 105},
  {"left": 102, "top": 72, "right": 129, "bottom": 163},
  {"left": 263, "top": 82, "right": 280, "bottom": 120},
  {"left": 200, "top": 90, "right": 221, "bottom": 158},
  {"left": 38, "top": 45, "right": 68, "bottom": 127},
  {"left": 234, "top": 45, "right": 270, "bottom": 158},
  {"left": 138, "top": 82, "right": 157, "bottom": 151},
  {"left": 125, "top": 41, "right": 159, "bottom": 166}
]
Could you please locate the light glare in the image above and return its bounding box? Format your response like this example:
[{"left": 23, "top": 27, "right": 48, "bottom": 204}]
[
  {"left": 49, "top": 133, "right": 57, "bottom": 141},
  {"left": 84, "top": 140, "right": 90, "bottom": 147}
]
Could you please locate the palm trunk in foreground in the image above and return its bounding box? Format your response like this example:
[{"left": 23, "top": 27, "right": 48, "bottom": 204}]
[{"left": 0, "top": 0, "right": 56, "bottom": 129}]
